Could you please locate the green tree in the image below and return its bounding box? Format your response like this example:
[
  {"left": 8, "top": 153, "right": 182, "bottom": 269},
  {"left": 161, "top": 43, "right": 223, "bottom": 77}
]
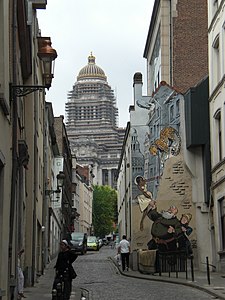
[{"left": 92, "top": 185, "right": 117, "bottom": 237}]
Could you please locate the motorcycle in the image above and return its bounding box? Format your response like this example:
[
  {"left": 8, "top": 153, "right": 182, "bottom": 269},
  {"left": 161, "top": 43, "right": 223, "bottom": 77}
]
[{"left": 52, "top": 268, "right": 71, "bottom": 300}]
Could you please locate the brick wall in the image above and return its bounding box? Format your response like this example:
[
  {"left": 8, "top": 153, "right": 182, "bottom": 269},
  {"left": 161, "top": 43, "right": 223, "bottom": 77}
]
[{"left": 172, "top": 0, "right": 208, "bottom": 93}]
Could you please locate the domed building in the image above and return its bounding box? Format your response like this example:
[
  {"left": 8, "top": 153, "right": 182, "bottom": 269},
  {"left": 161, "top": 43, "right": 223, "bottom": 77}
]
[{"left": 65, "top": 53, "right": 125, "bottom": 188}]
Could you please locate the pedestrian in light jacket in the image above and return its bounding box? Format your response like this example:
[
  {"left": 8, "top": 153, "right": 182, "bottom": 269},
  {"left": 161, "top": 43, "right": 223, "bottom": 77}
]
[{"left": 117, "top": 235, "right": 130, "bottom": 271}]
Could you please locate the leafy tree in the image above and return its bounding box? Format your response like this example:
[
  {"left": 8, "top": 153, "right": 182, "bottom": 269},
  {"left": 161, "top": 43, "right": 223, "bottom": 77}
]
[{"left": 92, "top": 185, "right": 117, "bottom": 237}]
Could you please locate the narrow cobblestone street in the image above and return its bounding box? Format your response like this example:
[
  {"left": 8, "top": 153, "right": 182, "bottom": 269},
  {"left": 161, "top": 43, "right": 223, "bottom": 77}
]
[
  {"left": 73, "top": 246, "right": 215, "bottom": 300},
  {"left": 24, "top": 245, "right": 224, "bottom": 300}
]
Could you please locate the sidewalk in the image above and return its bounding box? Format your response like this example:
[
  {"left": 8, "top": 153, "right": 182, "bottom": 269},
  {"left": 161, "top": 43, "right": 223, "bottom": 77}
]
[
  {"left": 23, "top": 259, "right": 81, "bottom": 300},
  {"left": 111, "top": 256, "right": 225, "bottom": 300}
]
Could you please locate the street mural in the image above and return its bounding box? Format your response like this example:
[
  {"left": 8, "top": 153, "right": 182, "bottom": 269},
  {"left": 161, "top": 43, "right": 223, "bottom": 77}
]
[
  {"left": 135, "top": 174, "right": 193, "bottom": 256},
  {"left": 135, "top": 126, "right": 193, "bottom": 256},
  {"left": 149, "top": 126, "right": 181, "bottom": 174}
]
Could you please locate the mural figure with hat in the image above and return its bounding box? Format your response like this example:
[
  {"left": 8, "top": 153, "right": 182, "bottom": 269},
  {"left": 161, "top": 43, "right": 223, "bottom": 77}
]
[
  {"left": 177, "top": 213, "right": 193, "bottom": 257},
  {"left": 53, "top": 240, "right": 78, "bottom": 299}
]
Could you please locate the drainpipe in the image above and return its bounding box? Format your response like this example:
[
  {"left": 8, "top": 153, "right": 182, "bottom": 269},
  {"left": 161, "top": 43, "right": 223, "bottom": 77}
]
[
  {"left": 124, "top": 156, "right": 127, "bottom": 236},
  {"left": 31, "top": 55, "right": 38, "bottom": 286},
  {"left": 129, "top": 183, "right": 132, "bottom": 241},
  {"left": 9, "top": 0, "right": 18, "bottom": 298},
  {"left": 42, "top": 105, "right": 49, "bottom": 273}
]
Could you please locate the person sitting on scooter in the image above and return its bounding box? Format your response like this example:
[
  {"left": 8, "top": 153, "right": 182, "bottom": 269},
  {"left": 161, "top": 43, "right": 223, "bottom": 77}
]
[{"left": 53, "top": 240, "right": 78, "bottom": 300}]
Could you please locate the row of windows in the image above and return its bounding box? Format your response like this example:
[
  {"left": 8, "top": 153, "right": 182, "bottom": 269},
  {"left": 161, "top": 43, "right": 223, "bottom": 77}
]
[
  {"left": 68, "top": 106, "right": 114, "bottom": 112},
  {"left": 132, "top": 167, "right": 143, "bottom": 173},
  {"left": 148, "top": 100, "right": 180, "bottom": 136}
]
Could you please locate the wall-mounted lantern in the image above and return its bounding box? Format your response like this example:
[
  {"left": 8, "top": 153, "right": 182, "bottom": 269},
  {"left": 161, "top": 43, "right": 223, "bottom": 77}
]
[
  {"left": 10, "top": 37, "right": 57, "bottom": 97},
  {"left": 45, "top": 171, "right": 65, "bottom": 201}
]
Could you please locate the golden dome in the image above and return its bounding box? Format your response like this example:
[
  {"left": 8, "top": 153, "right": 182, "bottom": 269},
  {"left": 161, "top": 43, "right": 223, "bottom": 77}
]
[{"left": 77, "top": 53, "right": 107, "bottom": 81}]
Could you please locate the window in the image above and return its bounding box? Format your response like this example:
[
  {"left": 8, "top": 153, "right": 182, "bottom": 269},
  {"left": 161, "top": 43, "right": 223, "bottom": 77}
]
[
  {"left": 212, "top": 0, "right": 219, "bottom": 18},
  {"left": 214, "top": 109, "right": 222, "bottom": 162},
  {"left": 176, "top": 100, "right": 180, "bottom": 116},
  {"left": 212, "top": 34, "right": 220, "bottom": 83},
  {"left": 214, "top": 0, "right": 218, "bottom": 9},
  {"left": 156, "top": 107, "right": 160, "bottom": 118},
  {"left": 150, "top": 167, "right": 153, "bottom": 177},
  {"left": 170, "top": 105, "right": 174, "bottom": 121},
  {"left": 220, "top": 198, "right": 225, "bottom": 250},
  {"left": 150, "top": 127, "right": 153, "bottom": 136}
]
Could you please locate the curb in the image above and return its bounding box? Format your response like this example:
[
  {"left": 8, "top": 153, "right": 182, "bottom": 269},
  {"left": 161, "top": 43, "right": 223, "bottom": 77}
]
[{"left": 109, "top": 257, "right": 225, "bottom": 300}]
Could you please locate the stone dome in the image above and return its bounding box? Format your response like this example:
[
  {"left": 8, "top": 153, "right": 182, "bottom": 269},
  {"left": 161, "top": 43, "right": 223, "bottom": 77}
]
[{"left": 77, "top": 53, "right": 107, "bottom": 81}]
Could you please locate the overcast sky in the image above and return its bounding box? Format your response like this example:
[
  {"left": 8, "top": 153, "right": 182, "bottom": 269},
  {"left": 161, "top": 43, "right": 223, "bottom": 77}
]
[{"left": 37, "top": 0, "right": 154, "bottom": 127}]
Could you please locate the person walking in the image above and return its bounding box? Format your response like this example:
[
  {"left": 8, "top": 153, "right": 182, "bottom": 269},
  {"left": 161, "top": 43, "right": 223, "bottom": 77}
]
[
  {"left": 117, "top": 235, "right": 130, "bottom": 271},
  {"left": 53, "top": 240, "right": 78, "bottom": 300}
]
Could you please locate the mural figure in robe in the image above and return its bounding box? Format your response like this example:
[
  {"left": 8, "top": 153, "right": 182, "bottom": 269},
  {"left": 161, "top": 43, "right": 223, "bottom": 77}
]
[{"left": 135, "top": 175, "right": 193, "bottom": 255}]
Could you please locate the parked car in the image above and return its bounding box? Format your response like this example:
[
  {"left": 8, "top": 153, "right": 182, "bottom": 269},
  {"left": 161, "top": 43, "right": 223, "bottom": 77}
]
[
  {"left": 87, "top": 236, "right": 99, "bottom": 251},
  {"left": 70, "top": 232, "right": 87, "bottom": 255}
]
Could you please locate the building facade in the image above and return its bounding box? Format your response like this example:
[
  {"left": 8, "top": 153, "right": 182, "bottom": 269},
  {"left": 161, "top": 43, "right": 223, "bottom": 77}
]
[
  {"left": 118, "top": 75, "right": 199, "bottom": 263},
  {"left": 142, "top": 0, "right": 210, "bottom": 270},
  {"left": 144, "top": 0, "right": 208, "bottom": 94},
  {"left": 0, "top": 1, "right": 13, "bottom": 298},
  {"left": 65, "top": 53, "right": 125, "bottom": 189},
  {"left": 118, "top": 0, "right": 211, "bottom": 271},
  {"left": 0, "top": 1, "right": 58, "bottom": 298},
  {"left": 71, "top": 160, "right": 93, "bottom": 234},
  {"left": 54, "top": 116, "right": 74, "bottom": 239},
  {"left": 117, "top": 73, "right": 150, "bottom": 251},
  {"left": 76, "top": 164, "right": 93, "bottom": 234},
  {"left": 44, "top": 103, "right": 63, "bottom": 264},
  {"left": 208, "top": 0, "right": 225, "bottom": 271}
]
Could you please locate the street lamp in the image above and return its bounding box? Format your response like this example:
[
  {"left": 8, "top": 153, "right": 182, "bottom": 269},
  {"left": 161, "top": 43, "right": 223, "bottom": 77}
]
[
  {"left": 56, "top": 171, "right": 65, "bottom": 189},
  {"left": 10, "top": 37, "right": 57, "bottom": 97},
  {"left": 37, "top": 37, "right": 57, "bottom": 88},
  {"left": 45, "top": 171, "right": 65, "bottom": 198}
]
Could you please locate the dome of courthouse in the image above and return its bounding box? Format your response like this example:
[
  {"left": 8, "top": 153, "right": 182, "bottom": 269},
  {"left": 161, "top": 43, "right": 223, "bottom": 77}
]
[{"left": 77, "top": 53, "right": 107, "bottom": 81}]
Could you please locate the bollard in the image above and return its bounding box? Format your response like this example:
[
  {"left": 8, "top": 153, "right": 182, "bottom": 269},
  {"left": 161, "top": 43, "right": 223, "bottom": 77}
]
[
  {"left": 190, "top": 256, "right": 194, "bottom": 282},
  {"left": 206, "top": 256, "right": 210, "bottom": 285}
]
